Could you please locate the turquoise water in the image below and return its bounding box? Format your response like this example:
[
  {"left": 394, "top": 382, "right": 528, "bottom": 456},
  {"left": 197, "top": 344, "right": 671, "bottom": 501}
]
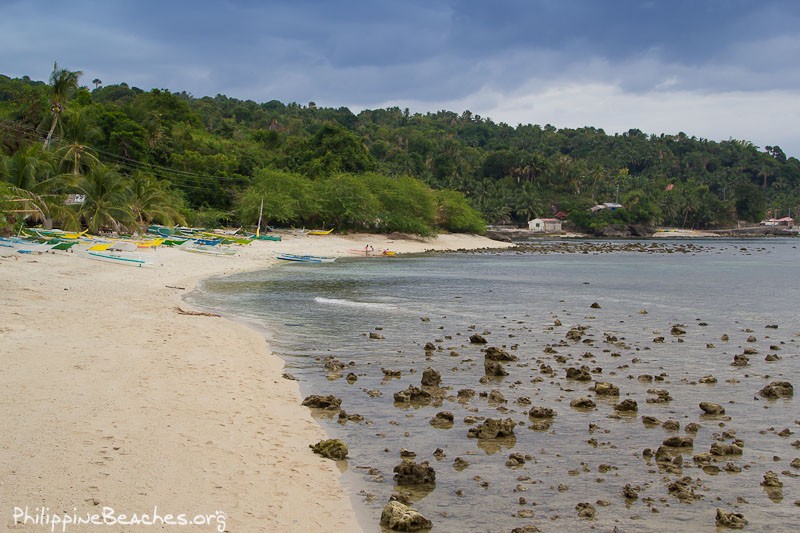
[{"left": 189, "top": 239, "right": 800, "bottom": 532}]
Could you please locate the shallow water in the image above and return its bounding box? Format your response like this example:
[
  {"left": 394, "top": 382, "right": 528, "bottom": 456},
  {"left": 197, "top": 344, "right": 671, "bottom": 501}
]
[{"left": 189, "top": 239, "right": 800, "bottom": 532}]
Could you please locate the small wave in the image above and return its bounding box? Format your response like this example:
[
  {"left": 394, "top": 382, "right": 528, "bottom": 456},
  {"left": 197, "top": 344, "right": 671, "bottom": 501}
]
[{"left": 314, "top": 296, "right": 397, "bottom": 310}]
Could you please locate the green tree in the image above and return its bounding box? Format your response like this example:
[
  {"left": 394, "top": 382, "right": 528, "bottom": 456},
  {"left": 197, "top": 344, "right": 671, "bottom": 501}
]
[
  {"left": 43, "top": 63, "right": 83, "bottom": 149},
  {"left": 363, "top": 173, "right": 436, "bottom": 235},
  {"left": 127, "top": 171, "right": 186, "bottom": 228},
  {"left": 734, "top": 182, "right": 766, "bottom": 222},
  {"left": 513, "top": 181, "right": 544, "bottom": 222},
  {"left": 297, "top": 123, "right": 376, "bottom": 178},
  {"left": 56, "top": 108, "right": 102, "bottom": 176},
  {"left": 434, "top": 190, "right": 486, "bottom": 233},
  {"left": 0, "top": 181, "right": 48, "bottom": 231},
  {"left": 316, "top": 173, "right": 380, "bottom": 229},
  {"left": 236, "top": 168, "right": 318, "bottom": 227},
  {"left": 0, "top": 144, "right": 56, "bottom": 191},
  {"left": 621, "top": 188, "right": 661, "bottom": 225},
  {"left": 74, "top": 165, "right": 134, "bottom": 232}
]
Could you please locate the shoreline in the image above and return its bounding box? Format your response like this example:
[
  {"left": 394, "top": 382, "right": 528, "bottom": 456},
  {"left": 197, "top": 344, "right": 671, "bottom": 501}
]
[
  {"left": 486, "top": 225, "right": 799, "bottom": 241},
  {"left": 0, "top": 232, "right": 511, "bottom": 532}
]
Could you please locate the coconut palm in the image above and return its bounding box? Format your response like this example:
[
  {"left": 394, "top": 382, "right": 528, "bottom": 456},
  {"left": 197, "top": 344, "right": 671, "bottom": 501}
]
[
  {"left": 55, "top": 108, "right": 102, "bottom": 176},
  {"left": 43, "top": 62, "right": 83, "bottom": 149},
  {"left": 0, "top": 144, "right": 57, "bottom": 191},
  {"left": 0, "top": 182, "right": 49, "bottom": 231},
  {"left": 74, "top": 165, "right": 134, "bottom": 232},
  {"left": 127, "top": 171, "right": 186, "bottom": 229},
  {"left": 0, "top": 146, "right": 83, "bottom": 229},
  {"left": 514, "top": 181, "right": 544, "bottom": 222}
]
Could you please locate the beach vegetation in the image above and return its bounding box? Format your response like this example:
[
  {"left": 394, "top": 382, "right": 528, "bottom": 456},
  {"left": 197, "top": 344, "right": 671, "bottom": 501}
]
[
  {"left": 435, "top": 189, "right": 487, "bottom": 234},
  {"left": 0, "top": 182, "right": 48, "bottom": 231},
  {"left": 2, "top": 66, "right": 800, "bottom": 235},
  {"left": 73, "top": 165, "right": 135, "bottom": 232}
]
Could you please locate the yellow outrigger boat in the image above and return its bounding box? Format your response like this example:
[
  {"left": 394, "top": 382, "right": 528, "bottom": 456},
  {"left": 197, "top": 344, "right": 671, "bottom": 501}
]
[
  {"left": 308, "top": 228, "right": 334, "bottom": 235},
  {"left": 136, "top": 238, "right": 166, "bottom": 248},
  {"left": 87, "top": 242, "right": 114, "bottom": 251}
]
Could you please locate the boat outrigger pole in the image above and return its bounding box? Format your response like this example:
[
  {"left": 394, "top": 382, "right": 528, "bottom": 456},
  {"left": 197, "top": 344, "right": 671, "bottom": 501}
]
[{"left": 256, "top": 197, "right": 264, "bottom": 238}]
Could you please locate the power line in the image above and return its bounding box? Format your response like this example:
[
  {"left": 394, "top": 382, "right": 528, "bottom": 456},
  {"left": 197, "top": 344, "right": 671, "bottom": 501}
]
[{"left": 1, "top": 119, "right": 252, "bottom": 188}]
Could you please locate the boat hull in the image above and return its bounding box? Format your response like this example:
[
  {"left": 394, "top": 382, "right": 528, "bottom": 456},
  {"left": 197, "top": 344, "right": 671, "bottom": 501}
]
[{"left": 276, "top": 253, "right": 337, "bottom": 263}]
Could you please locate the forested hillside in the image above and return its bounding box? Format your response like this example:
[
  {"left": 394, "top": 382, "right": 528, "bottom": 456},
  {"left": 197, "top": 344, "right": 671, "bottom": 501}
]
[{"left": 2, "top": 66, "right": 799, "bottom": 235}]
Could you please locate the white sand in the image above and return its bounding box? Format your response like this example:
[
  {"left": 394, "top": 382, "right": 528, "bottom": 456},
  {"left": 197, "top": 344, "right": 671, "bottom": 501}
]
[{"left": 0, "top": 232, "right": 510, "bottom": 532}]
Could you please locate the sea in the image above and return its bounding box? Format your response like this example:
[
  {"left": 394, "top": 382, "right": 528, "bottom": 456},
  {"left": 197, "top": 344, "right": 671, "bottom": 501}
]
[{"left": 187, "top": 238, "right": 799, "bottom": 533}]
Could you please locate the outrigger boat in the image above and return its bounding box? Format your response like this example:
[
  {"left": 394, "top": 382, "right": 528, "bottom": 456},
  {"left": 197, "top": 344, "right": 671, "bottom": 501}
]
[
  {"left": 247, "top": 232, "right": 281, "bottom": 241},
  {"left": 0, "top": 236, "right": 58, "bottom": 255},
  {"left": 307, "top": 228, "right": 334, "bottom": 235},
  {"left": 198, "top": 232, "right": 253, "bottom": 245},
  {"left": 23, "top": 228, "right": 89, "bottom": 240},
  {"left": 276, "top": 253, "right": 337, "bottom": 263},
  {"left": 85, "top": 250, "right": 157, "bottom": 267},
  {"left": 178, "top": 240, "right": 237, "bottom": 256}
]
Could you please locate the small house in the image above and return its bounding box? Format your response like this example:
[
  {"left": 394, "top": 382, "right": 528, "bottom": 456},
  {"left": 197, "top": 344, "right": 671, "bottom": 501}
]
[
  {"left": 760, "top": 217, "right": 795, "bottom": 226},
  {"left": 528, "top": 218, "right": 562, "bottom": 233},
  {"left": 590, "top": 202, "right": 623, "bottom": 213}
]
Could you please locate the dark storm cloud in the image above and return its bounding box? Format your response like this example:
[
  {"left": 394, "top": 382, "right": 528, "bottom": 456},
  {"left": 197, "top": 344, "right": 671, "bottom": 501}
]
[{"left": 2, "top": 0, "right": 800, "bottom": 153}]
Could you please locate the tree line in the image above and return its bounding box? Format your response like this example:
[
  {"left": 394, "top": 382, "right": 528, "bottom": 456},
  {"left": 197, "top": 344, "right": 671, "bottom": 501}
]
[{"left": 2, "top": 64, "right": 799, "bottom": 235}]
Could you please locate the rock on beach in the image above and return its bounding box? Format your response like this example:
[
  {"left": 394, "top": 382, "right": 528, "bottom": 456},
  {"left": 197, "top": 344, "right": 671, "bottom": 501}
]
[{"left": 380, "top": 500, "right": 433, "bottom": 531}]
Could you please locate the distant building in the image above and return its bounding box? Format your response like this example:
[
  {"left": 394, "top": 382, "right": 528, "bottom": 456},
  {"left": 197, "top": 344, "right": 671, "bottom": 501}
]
[
  {"left": 590, "top": 202, "right": 623, "bottom": 213},
  {"left": 65, "top": 194, "right": 86, "bottom": 205},
  {"left": 760, "top": 216, "right": 794, "bottom": 226},
  {"left": 528, "top": 218, "right": 562, "bottom": 233}
]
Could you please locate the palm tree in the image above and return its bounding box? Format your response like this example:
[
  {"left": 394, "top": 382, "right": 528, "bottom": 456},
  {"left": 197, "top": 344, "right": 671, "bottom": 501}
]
[
  {"left": 43, "top": 62, "right": 83, "bottom": 149},
  {"left": 0, "top": 182, "right": 49, "bottom": 231},
  {"left": 74, "top": 165, "right": 133, "bottom": 232},
  {"left": 92, "top": 78, "right": 102, "bottom": 89},
  {"left": 127, "top": 171, "right": 186, "bottom": 229},
  {"left": 0, "top": 145, "right": 56, "bottom": 191},
  {"left": 56, "top": 108, "right": 102, "bottom": 176},
  {"left": 1, "top": 146, "right": 83, "bottom": 229},
  {"left": 514, "top": 182, "right": 544, "bottom": 222}
]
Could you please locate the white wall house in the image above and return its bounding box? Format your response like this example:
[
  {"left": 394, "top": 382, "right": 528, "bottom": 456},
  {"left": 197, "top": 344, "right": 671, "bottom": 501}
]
[
  {"left": 760, "top": 217, "right": 795, "bottom": 226},
  {"left": 528, "top": 218, "right": 562, "bottom": 232}
]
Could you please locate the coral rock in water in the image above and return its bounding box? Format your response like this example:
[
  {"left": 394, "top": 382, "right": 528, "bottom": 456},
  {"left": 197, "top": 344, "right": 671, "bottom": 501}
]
[
  {"left": 301, "top": 394, "right": 342, "bottom": 409},
  {"left": 484, "top": 346, "right": 518, "bottom": 361},
  {"left": 394, "top": 386, "right": 433, "bottom": 404},
  {"left": 715, "top": 508, "right": 747, "bottom": 529},
  {"left": 309, "top": 439, "right": 348, "bottom": 460},
  {"left": 758, "top": 381, "right": 793, "bottom": 399},
  {"left": 467, "top": 418, "right": 517, "bottom": 438},
  {"left": 420, "top": 367, "right": 441, "bottom": 386},
  {"left": 393, "top": 460, "right": 436, "bottom": 485},
  {"left": 699, "top": 402, "right": 725, "bottom": 415},
  {"left": 380, "top": 500, "right": 433, "bottom": 531}
]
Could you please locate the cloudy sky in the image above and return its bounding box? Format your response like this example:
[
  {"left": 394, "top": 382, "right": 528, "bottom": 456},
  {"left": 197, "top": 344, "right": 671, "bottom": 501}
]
[{"left": 3, "top": 0, "right": 799, "bottom": 156}]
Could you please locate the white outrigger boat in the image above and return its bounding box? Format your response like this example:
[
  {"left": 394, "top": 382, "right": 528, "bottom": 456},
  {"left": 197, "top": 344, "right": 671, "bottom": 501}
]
[
  {"left": 276, "top": 253, "right": 337, "bottom": 263},
  {"left": 177, "top": 239, "right": 237, "bottom": 256},
  {"left": 84, "top": 250, "right": 159, "bottom": 267},
  {"left": 0, "top": 236, "right": 58, "bottom": 256}
]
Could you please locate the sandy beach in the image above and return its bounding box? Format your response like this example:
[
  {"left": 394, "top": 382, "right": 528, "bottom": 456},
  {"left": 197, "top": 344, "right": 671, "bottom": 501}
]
[{"left": 0, "top": 232, "right": 510, "bottom": 532}]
